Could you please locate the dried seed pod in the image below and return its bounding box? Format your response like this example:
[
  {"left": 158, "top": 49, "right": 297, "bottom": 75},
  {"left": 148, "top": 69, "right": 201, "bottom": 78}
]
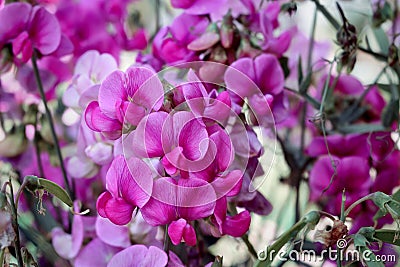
[{"left": 314, "top": 219, "right": 348, "bottom": 247}]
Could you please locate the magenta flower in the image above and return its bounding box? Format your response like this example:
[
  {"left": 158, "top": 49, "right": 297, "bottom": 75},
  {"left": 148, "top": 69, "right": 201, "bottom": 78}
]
[
  {"left": 152, "top": 13, "right": 208, "bottom": 64},
  {"left": 140, "top": 177, "right": 216, "bottom": 246},
  {"left": 306, "top": 134, "right": 369, "bottom": 158},
  {"left": 181, "top": 70, "right": 232, "bottom": 124},
  {"left": 74, "top": 238, "right": 121, "bottom": 267},
  {"left": 224, "top": 54, "right": 285, "bottom": 123},
  {"left": 63, "top": 50, "right": 118, "bottom": 112},
  {"left": 132, "top": 110, "right": 214, "bottom": 174},
  {"left": 51, "top": 204, "right": 84, "bottom": 259},
  {"left": 309, "top": 155, "right": 372, "bottom": 215},
  {"left": 0, "top": 2, "right": 68, "bottom": 63},
  {"left": 97, "top": 155, "right": 153, "bottom": 225},
  {"left": 107, "top": 245, "right": 168, "bottom": 267},
  {"left": 210, "top": 197, "right": 251, "bottom": 237},
  {"left": 85, "top": 66, "right": 164, "bottom": 139},
  {"left": 54, "top": 0, "right": 146, "bottom": 59}
]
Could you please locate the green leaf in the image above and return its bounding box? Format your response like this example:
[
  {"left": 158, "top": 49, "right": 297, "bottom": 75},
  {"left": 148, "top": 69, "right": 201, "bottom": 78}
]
[
  {"left": 392, "top": 189, "right": 400, "bottom": 202},
  {"left": 211, "top": 256, "right": 223, "bottom": 267},
  {"left": 337, "top": 123, "right": 386, "bottom": 134},
  {"left": 38, "top": 178, "right": 73, "bottom": 207},
  {"left": 374, "top": 230, "right": 400, "bottom": 246},
  {"left": 254, "top": 211, "right": 320, "bottom": 267},
  {"left": 372, "top": 192, "right": 392, "bottom": 213},
  {"left": 372, "top": 28, "right": 390, "bottom": 54},
  {"left": 358, "top": 247, "right": 385, "bottom": 267}
]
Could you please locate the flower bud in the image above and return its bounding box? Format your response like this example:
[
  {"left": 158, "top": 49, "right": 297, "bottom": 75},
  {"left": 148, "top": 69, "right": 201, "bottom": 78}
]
[{"left": 220, "top": 12, "right": 234, "bottom": 49}]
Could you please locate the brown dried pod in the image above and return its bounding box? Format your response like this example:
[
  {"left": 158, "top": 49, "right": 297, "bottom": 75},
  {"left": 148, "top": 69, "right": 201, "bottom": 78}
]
[{"left": 315, "top": 219, "right": 348, "bottom": 247}]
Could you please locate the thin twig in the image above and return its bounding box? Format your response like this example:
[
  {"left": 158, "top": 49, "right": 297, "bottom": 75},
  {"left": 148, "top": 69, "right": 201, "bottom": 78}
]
[{"left": 31, "top": 51, "right": 73, "bottom": 200}]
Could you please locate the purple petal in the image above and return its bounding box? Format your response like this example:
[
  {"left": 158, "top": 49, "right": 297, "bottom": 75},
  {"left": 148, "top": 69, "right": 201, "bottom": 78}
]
[
  {"left": 84, "top": 101, "right": 122, "bottom": 140},
  {"left": 96, "top": 216, "right": 130, "bottom": 248},
  {"left": 140, "top": 178, "right": 177, "bottom": 226},
  {"left": 176, "top": 178, "right": 216, "bottom": 220},
  {"left": 212, "top": 170, "right": 243, "bottom": 198},
  {"left": 107, "top": 245, "right": 167, "bottom": 267},
  {"left": 182, "top": 223, "right": 196, "bottom": 246},
  {"left": 75, "top": 238, "right": 121, "bottom": 267},
  {"left": 254, "top": 54, "right": 284, "bottom": 95},
  {"left": 221, "top": 210, "right": 251, "bottom": 237},
  {"left": 98, "top": 70, "right": 127, "bottom": 119},
  {"left": 168, "top": 219, "right": 186, "bottom": 245},
  {"left": 142, "top": 246, "right": 169, "bottom": 267},
  {"left": 127, "top": 66, "right": 164, "bottom": 112},
  {"left": 122, "top": 157, "right": 153, "bottom": 208},
  {"left": 132, "top": 111, "right": 168, "bottom": 158},
  {"left": 0, "top": 3, "right": 31, "bottom": 44},
  {"left": 225, "top": 57, "right": 258, "bottom": 98},
  {"left": 103, "top": 197, "right": 135, "bottom": 225},
  {"left": 28, "top": 6, "right": 61, "bottom": 54}
]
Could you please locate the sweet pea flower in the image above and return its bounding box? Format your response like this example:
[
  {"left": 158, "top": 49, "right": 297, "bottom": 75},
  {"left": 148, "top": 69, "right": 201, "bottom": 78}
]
[
  {"left": 224, "top": 54, "right": 285, "bottom": 124},
  {"left": 152, "top": 13, "right": 208, "bottom": 64},
  {"left": 97, "top": 155, "right": 153, "bottom": 225},
  {"left": 54, "top": 0, "right": 146, "bottom": 59},
  {"left": 140, "top": 177, "right": 216, "bottom": 246},
  {"left": 85, "top": 66, "right": 164, "bottom": 140},
  {"left": 0, "top": 2, "right": 70, "bottom": 63},
  {"left": 309, "top": 155, "right": 372, "bottom": 215},
  {"left": 95, "top": 216, "right": 131, "bottom": 248},
  {"left": 181, "top": 70, "right": 232, "bottom": 124},
  {"left": 107, "top": 245, "right": 168, "bottom": 267},
  {"left": 74, "top": 238, "right": 121, "bottom": 267},
  {"left": 51, "top": 203, "right": 84, "bottom": 259},
  {"left": 306, "top": 134, "right": 369, "bottom": 158},
  {"left": 63, "top": 50, "right": 118, "bottom": 112}
]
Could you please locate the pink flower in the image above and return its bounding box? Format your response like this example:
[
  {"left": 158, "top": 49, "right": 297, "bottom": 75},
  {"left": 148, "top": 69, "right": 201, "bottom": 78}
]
[
  {"left": 51, "top": 203, "right": 84, "bottom": 259},
  {"left": 152, "top": 13, "right": 208, "bottom": 64},
  {"left": 181, "top": 70, "right": 232, "bottom": 124},
  {"left": 224, "top": 54, "right": 286, "bottom": 124},
  {"left": 97, "top": 155, "right": 153, "bottom": 225},
  {"left": 210, "top": 197, "right": 251, "bottom": 237},
  {"left": 309, "top": 155, "right": 372, "bottom": 215},
  {"left": 140, "top": 177, "right": 216, "bottom": 246},
  {"left": 74, "top": 238, "right": 121, "bottom": 267},
  {"left": 63, "top": 50, "right": 118, "bottom": 112},
  {"left": 0, "top": 2, "right": 69, "bottom": 63},
  {"left": 85, "top": 66, "right": 164, "bottom": 139},
  {"left": 107, "top": 245, "right": 168, "bottom": 267}
]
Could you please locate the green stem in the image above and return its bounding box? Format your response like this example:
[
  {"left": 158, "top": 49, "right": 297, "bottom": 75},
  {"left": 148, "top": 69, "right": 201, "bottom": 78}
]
[
  {"left": 344, "top": 193, "right": 375, "bottom": 217},
  {"left": 33, "top": 113, "right": 45, "bottom": 178},
  {"left": 312, "top": 0, "right": 388, "bottom": 61},
  {"left": 254, "top": 211, "right": 320, "bottom": 267},
  {"left": 31, "top": 51, "right": 73, "bottom": 200},
  {"left": 163, "top": 224, "right": 170, "bottom": 252},
  {"left": 8, "top": 179, "right": 24, "bottom": 267},
  {"left": 228, "top": 203, "right": 258, "bottom": 258},
  {"left": 311, "top": 0, "right": 340, "bottom": 30}
]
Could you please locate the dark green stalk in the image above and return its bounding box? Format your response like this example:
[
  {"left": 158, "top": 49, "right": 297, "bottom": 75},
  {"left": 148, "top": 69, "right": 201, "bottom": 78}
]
[
  {"left": 8, "top": 179, "right": 24, "bottom": 267},
  {"left": 31, "top": 51, "right": 73, "bottom": 199},
  {"left": 254, "top": 211, "right": 320, "bottom": 267}
]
